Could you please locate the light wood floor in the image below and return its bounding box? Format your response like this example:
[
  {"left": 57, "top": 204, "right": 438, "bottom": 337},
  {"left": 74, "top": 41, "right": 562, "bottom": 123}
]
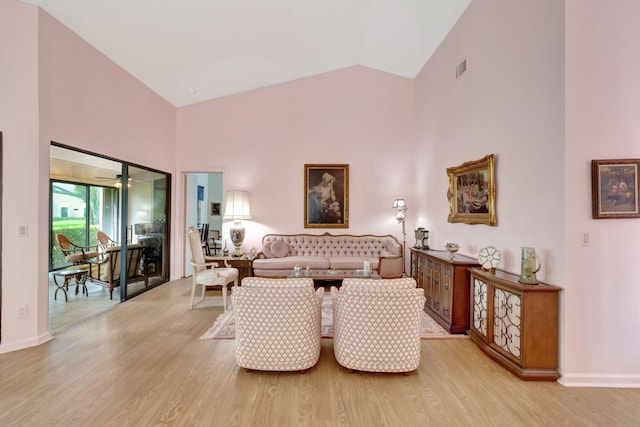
[{"left": 2, "top": 278, "right": 639, "bottom": 427}]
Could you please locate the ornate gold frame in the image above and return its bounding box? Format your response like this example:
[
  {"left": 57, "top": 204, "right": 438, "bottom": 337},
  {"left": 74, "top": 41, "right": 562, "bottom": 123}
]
[
  {"left": 304, "top": 164, "right": 349, "bottom": 228},
  {"left": 447, "top": 154, "right": 496, "bottom": 226}
]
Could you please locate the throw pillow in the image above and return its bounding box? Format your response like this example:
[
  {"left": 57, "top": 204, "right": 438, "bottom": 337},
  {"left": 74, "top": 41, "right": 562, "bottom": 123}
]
[
  {"left": 271, "top": 240, "right": 290, "bottom": 258},
  {"left": 262, "top": 241, "right": 275, "bottom": 258}
]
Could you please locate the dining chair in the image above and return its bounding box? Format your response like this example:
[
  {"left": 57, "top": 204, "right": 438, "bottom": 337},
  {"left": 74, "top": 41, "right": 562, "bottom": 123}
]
[
  {"left": 187, "top": 226, "right": 238, "bottom": 310},
  {"left": 208, "top": 229, "right": 222, "bottom": 255},
  {"left": 199, "top": 223, "right": 211, "bottom": 256}
]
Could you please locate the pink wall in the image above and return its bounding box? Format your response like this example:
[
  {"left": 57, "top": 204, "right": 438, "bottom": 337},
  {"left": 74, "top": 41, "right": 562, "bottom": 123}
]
[
  {"left": 416, "top": 0, "right": 640, "bottom": 386},
  {"left": 0, "top": 1, "right": 177, "bottom": 353},
  {"left": 415, "top": 0, "right": 565, "bottom": 281},
  {"left": 0, "top": 0, "right": 43, "bottom": 351},
  {"left": 176, "top": 66, "right": 416, "bottom": 271},
  {"left": 564, "top": 0, "right": 640, "bottom": 386}
]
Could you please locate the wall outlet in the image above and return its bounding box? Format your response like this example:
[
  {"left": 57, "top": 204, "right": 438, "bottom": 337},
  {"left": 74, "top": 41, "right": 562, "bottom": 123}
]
[{"left": 17, "top": 305, "right": 28, "bottom": 318}]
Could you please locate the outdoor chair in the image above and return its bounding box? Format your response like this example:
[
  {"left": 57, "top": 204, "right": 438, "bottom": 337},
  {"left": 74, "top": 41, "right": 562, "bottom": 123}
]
[
  {"left": 55, "top": 233, "right": 99, "bottom": 266},
  {"left": 96, "top": 231, "right": 118, "bottom": 251}
]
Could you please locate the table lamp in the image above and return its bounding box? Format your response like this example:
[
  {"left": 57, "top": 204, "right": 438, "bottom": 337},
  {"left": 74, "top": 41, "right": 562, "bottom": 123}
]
[{"left": 223, "top": 190, "right": 252, "bottom": 257}]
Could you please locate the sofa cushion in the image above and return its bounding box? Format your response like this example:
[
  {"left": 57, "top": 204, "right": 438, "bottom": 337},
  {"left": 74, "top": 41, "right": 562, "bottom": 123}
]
[
  {"left": 271, "top": 240, "right": 290, "bottom": 258},
  {"left": 253, "top": 256, "right": 330, "bottom": 271},
  {"left": 329, "top": 257, "right": 379, "bottom": 271}
]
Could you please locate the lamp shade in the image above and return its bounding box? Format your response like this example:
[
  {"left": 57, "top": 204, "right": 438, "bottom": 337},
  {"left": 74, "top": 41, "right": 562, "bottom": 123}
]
[
  {"left": 393, "top": 198, "right": 406, "bottom": 209},
  {"left": 223, "top": 191, "right": 252, "bottom": 220}
]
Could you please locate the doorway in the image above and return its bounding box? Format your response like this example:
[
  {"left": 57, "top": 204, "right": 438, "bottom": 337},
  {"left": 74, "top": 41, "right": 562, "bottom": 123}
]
[
  {"left": 184, "top": 172, "right": 223, "bottom": 277},
  {"left": 49, "top": 144, "right": 171, "bottom": 333}
]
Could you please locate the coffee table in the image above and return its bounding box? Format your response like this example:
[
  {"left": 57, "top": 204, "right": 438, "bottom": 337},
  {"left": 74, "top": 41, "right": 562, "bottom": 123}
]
[{"left": 288, "top": 269, "right": 380, "bottom": 286}]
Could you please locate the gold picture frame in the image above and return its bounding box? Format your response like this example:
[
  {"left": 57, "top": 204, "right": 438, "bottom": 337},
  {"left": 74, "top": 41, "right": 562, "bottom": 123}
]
[
  {"left": 447, "top": 154, "right": 496, "bottom": 226},
  {"left": 304, "top": 164, "right": 349, "bottom": 228}
]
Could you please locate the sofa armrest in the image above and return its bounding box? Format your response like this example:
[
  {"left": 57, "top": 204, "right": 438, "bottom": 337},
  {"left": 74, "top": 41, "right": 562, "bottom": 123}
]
[{"left": 378, "top": 254, "right": 403, "bottom": 279}]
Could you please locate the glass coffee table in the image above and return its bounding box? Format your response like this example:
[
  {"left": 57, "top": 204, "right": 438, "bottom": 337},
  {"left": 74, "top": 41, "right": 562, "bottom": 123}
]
[{"left": 288, "top": 269, "right": 380, "bottom": 286}]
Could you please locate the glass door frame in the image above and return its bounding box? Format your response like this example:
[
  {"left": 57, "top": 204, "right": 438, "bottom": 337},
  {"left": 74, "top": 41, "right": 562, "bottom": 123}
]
[{"left": 50, "top": 142, "right": 171, "bottom": 302}]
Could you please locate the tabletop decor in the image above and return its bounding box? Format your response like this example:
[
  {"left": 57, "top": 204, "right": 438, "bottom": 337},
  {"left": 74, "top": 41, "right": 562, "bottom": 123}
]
[
  {"left": 477, "top": 246, "right": 501, "bottom": 273},
  {"left": 591, "top": 159, "right": 640, "bottom": 219},
  {"left": 447, "top": 154, "right": 496, "bottom": 225}
]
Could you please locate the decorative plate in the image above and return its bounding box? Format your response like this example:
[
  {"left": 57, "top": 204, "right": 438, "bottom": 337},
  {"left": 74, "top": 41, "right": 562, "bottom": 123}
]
[{"left": 478, "top": 246, "right": 501, "bottom": 270}]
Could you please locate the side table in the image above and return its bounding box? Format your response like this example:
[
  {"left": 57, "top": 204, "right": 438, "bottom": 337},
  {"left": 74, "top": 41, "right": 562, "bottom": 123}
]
[
  {"left": 208, "top": 255, "right": 254, "bottom": 283},
  {"left": 53, "top": 269, "right": 88, "bottom": 302}
]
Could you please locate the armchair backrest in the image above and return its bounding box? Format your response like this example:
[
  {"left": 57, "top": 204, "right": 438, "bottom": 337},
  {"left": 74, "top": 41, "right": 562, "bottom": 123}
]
[
  {"left": 93, "top": 244, "right": 145, "bottom": 284},
  {"left": 187, "top": 226, "right": 206, "bottom": 273},
  {"left": 96, "top": 231, "right": 117, "bottom": 250},
  {"left": 55, "top": 233, "right": 72, "bottom": 253}
]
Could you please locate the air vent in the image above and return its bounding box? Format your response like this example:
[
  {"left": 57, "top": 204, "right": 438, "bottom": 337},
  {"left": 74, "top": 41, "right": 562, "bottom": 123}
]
[{"left": 456, "top": 59, "right": 467, "bottom": 79}]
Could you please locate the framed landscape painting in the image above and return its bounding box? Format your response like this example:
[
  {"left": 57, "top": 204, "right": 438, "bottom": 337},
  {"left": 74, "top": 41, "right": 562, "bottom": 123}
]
[
  {"left": 591, "top": 159, "right": 640, "bottom": 219},
  {"left": 304, "top": 164, "right": 349, "bottom": 228},
  {"left": 447, "top": 154, "right": 496, "bottom": 226}
]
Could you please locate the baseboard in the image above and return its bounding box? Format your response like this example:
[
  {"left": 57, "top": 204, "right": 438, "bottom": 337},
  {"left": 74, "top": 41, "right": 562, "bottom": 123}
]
[
  {"left": 0, "top": 332, "right": 54, "bottom": 354},
  {"left": 560, "top": 373, "right": 640, "bottom": 388}
]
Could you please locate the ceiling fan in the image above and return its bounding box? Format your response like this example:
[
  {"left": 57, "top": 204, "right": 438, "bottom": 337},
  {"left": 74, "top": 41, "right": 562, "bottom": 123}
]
[{"left": 94, "top": 174, "right": 143, "bottom": 188}]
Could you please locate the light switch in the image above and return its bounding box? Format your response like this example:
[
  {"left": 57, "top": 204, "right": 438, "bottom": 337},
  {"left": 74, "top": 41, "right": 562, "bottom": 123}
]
[{"left": 17, "top": 225, "right": 28, "bottom": 237}]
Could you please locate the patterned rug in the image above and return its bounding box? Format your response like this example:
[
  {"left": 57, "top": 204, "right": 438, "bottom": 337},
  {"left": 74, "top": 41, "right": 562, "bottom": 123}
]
[{"left": 200, "top": 294, "right": 468, "bottom": 340}]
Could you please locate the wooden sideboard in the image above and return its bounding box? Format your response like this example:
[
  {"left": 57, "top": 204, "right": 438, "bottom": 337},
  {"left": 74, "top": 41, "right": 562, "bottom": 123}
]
[
  {"left": 410, "top": 249, "right": 479, "bottom": 334},
  {"left": 468, "top": 268, "right": 561, "bottom": 381}
]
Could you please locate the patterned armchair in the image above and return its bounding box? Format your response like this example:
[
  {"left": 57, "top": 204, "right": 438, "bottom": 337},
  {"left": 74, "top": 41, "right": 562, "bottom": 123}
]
[
  {"left": 231, "top": 278, "right": 324, "bottom": 372},
  {"left": 331, "top": 278, "right": 426, "bottom": 373}
]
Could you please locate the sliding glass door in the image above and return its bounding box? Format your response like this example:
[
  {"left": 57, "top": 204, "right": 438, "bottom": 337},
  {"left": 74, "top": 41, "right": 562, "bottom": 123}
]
[{"left": 125, "top": 166, "right": 169, "bottom": 298}]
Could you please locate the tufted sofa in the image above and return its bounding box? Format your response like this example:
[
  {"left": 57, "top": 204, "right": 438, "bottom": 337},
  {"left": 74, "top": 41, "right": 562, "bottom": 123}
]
[
  {"left": 331, "top": 278, "right": 426, "bottom": 373},
  {"left": 252, "top": 233, "right": 403, "bottom": 279}
]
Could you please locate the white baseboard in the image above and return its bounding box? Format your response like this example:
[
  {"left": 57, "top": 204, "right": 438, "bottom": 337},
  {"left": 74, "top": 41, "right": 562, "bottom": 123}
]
[
  {"left": 560, "top": 373, "right": 640, "bottom": 388},
  {"left": 0, "top": 332, "right": 54, "bottom": 354}
]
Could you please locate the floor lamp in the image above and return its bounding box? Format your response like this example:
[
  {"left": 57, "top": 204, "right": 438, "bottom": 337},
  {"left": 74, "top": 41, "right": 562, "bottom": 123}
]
[{"left": 393, "top": 198, "right": 407, "bottom": 276}]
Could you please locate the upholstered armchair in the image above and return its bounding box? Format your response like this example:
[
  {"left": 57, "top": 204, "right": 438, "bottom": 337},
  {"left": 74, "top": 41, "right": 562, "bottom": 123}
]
[
  {"left": 331, "top": 278, "right": 426, "bottom": 373},
  {"left": 231, "top": 278, "right": 324, "bottom": 372},
  {"left": 187, "top": 226, "right": 238, "bottom": 310}
]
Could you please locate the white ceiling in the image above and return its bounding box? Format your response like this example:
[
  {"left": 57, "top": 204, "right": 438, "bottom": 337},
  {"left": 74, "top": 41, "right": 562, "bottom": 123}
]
[{"left": 23, "top": 0, "right": 471, "bottom": 107}]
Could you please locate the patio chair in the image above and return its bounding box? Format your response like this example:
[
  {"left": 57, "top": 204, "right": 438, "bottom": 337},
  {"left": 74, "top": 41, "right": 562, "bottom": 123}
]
[
  {"left": 96, "top": 231, "right": 118, "bottom": 251},
  {"left": 55, "top": 233, "right": 99, "bottom": 266}
]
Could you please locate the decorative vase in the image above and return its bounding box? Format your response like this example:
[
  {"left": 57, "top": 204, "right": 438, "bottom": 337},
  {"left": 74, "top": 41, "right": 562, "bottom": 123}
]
[{"left": 519, "top": 247, "right": 541, "bottom": 284}]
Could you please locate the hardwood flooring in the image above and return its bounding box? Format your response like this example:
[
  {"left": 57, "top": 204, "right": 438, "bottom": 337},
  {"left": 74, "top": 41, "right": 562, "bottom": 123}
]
[{"left": 2, "top": 277, "right": 639, "bottom": 426}]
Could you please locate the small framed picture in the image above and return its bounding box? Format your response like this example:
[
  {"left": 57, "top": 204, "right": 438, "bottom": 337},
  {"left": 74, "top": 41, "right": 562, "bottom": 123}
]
[
  {"left": 591, "top": 159, "right": 640, "bottom": 219},
  {"left": 304, "top": 164, "right": 349, "bottom": 228},
  {"left": 210, "top": 202, "right": 221, "bottom": 216}
]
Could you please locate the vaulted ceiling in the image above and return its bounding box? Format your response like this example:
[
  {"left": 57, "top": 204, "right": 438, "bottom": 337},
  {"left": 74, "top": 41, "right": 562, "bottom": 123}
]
[{"left": 23, "top": 0, "right": 471, "bottom": 107}]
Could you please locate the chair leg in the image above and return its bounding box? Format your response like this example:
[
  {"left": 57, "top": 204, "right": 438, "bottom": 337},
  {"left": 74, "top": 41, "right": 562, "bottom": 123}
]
[
  {"left": 222, "top": 285, "right": 227, "bottom": 311},
  {"left": 189, "top": 278, "right": 197, "bottom": 310}
]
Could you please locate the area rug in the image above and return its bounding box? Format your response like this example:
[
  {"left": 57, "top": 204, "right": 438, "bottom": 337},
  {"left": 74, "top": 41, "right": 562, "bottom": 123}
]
[{"left": 200, "top": 294, "right": 468, "bottom": 340}]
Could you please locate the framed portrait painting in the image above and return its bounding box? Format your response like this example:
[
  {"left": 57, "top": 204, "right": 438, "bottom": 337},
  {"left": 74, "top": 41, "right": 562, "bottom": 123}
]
[
  {"left": 210, "top": 202, "right": 221, "bottom": 216},
  {"left": 447, "top": 154, "right": 496, "bottom": 226},
  {"left": 591, "top": 159, "right": 640, "bottom": 219},
  {"left": 304, "top": 164, "right": 349, "bottom": 228}
]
